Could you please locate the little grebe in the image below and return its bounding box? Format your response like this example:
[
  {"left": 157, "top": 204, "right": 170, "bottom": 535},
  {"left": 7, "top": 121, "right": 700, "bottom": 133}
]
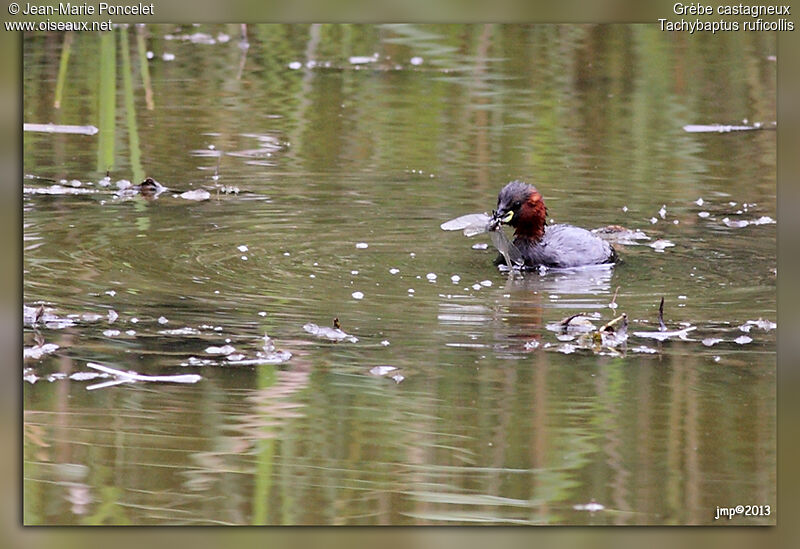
[{"left": 491, "top": 180, "right": 617, "bottom": 269}]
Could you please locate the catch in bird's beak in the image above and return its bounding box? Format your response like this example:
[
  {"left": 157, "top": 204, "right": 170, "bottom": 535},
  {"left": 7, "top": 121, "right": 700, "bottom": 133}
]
[{"left": 490, "top": 209, "right": 514, "bottom": 229}]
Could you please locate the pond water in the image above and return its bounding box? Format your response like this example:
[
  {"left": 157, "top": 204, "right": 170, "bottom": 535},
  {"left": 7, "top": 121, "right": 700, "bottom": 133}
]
[{"left": 23, "top": 24, "right": 776, "bottom": 525}]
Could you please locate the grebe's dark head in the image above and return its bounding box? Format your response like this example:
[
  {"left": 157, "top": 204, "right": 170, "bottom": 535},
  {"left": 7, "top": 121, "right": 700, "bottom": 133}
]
[{"left": 491, "top": 180, "right": 547, "bottom": 240}]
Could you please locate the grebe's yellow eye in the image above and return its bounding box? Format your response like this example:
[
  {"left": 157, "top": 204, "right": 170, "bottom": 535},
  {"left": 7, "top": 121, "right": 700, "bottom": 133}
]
[{"left": 502, "top": 211, "right": 514, "bottom": 223}]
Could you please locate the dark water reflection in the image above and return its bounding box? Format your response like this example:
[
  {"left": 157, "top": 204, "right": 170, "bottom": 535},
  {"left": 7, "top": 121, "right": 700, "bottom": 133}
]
[{"left": 23, "top": 24, "right": 775, "bottom": 525}]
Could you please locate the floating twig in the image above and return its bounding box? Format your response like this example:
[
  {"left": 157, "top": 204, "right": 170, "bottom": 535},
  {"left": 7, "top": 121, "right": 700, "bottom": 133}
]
[
  {"left": 24, "top": 123, "right": 98, "bottom": 135},
  {"left": 609, "top": 286, "right": 620, "bottom": 309},
  {"left": 633, "top": 326, "right": 696, "bottom": 342},
  {"left": 214, "top": 150, "right": 222, "bottom": 181},
  {"left": 34, "top": 304, "right": 45, "bottom": 326},
  {"left": 631, "top": 297, "right": 696, "bottom": 341},
  {"left": 24, "top": 174, "right": 57, "bottom": 183},
  {"left": 683, "top": 122, "right": 775, "bottom": 133},
  {"left": 560, "top": 312, "right": 587, "bottom": 328},
  {"left": 600, "top": 313, "right": 628, "bottom": 335},
  {"left": 85, "top": 362, "right": 202, "bottom": 390}
]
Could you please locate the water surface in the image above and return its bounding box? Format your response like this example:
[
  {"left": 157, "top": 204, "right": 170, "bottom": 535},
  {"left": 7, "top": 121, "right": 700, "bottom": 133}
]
[{"left": 23, "top": 24, "right": 776, "bottom": 525}]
